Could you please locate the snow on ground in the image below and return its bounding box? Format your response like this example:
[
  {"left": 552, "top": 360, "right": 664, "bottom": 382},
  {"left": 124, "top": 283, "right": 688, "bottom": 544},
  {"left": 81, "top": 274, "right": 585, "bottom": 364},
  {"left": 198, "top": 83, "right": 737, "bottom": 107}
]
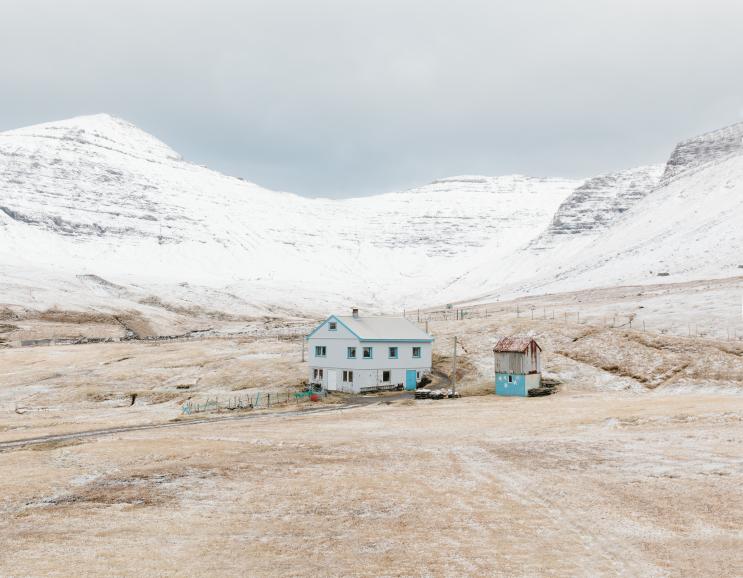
[
  {"left": 1, "top": 389, "right": 741, "bottom": 576},
  {"left": 444, "top": 152, "right": 743, "bottom": 305},
  {"left": 1, "top": 113, "right": 741, "bottom": 341},
  {"left": 0, "top": 114, "right": 579, "bottom": 314}
]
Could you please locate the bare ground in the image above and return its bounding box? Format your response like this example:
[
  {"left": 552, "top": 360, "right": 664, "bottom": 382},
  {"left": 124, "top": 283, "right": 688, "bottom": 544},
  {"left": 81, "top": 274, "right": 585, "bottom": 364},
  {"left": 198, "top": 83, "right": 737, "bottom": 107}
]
[
  {"left": 1, "top": 280, "right": 742, "bottom": 576},
  {"left": 0, "top": 393, "right": 741, "bottom": 576}
]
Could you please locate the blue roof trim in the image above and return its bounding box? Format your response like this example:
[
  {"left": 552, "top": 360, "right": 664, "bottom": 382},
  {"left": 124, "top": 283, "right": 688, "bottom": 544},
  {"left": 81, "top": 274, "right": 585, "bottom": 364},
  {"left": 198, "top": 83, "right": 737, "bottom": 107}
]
[{"left": 305, "top": 315, "right": 363, "bottom": 340}]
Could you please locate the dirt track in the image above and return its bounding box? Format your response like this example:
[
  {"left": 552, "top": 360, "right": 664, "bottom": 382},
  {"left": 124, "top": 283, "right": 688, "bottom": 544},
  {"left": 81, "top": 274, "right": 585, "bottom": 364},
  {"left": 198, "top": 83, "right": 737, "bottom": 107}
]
[
  {"left": 0, "top": 403, "right": 357, "bottom": 451},
  {"left": 1, "top": 391, "right": 741, "bottom": 576},
  {"left": 1, "top": 279, "right": 742, "bottom": 575}
]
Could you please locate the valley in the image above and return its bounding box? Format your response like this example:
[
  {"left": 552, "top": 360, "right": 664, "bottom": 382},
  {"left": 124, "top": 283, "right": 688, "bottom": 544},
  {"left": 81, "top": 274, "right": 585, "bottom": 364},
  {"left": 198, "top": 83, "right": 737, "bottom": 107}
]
[
  {"left": 1, "top": 115, "right": 741, "bottom": 319},
  {"left": 1, "top": 114, "right": 742, "bottom": 577}
]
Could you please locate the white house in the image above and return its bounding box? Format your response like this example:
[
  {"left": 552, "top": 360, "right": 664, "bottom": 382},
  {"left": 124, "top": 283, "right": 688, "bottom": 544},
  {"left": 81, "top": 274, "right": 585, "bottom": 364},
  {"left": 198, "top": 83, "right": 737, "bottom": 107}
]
[{"left": 306, "top": 308, "right": 433, "bottom": 393}]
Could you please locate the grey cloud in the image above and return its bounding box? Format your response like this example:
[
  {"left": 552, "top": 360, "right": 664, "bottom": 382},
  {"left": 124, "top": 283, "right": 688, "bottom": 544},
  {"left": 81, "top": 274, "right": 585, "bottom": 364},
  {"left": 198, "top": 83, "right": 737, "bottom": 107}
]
[{"left": 2, "top": 0, "right": 742, "bottom": 197}]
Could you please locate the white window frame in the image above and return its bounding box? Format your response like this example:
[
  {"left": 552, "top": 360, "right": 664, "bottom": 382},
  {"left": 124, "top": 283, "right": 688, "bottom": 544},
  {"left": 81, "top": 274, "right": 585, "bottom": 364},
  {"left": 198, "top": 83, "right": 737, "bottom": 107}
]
[
  {"left": 412, "top": 346, "right": 421, "bottom": 358},
  {"left": 328, "top": 322, "right": 337, "bottom": 331},
  {"left": 315, "top": 345, "right": 327, "bottom": 357},
  {"left": 363, "top": 347, "right": 373, "bottom": 359},
  {"left": 388, "top": 346, "right": 398, "bottom": 359}
]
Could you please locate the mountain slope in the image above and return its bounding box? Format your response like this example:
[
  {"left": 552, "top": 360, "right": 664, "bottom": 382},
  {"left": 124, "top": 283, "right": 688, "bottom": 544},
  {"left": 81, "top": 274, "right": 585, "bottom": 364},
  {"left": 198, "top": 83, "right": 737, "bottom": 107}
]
[
  {"left": 660, "top": 121, "right": 743, "bottom": 184},
  {"left": 447, "top": 123, "right": 743, "bottom": 304},
  {"left": 530, "top": 164, "right": 663, "bottom": 249},
  {"left": 0, "top": 114, "right": 579, "bottom": 314},
  {"left": 2, "top": 114, "right": 740, "bottom": 319}
]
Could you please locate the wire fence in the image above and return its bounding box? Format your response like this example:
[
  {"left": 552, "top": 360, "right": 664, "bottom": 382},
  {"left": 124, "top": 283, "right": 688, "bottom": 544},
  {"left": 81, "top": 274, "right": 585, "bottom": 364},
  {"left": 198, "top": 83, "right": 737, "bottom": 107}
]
[
  {"left": 180, "top": 389, "right": 325, "bottom": 415},
  {"left": 404, "top": 305, "right": 743, "bottom": 342},
  {"left": 12, "top": 325, "right": 313, "bottom": 349}
]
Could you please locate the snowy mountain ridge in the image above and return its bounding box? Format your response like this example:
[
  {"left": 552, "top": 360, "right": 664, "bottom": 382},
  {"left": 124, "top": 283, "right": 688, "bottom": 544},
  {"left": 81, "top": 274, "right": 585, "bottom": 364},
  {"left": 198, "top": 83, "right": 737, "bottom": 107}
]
[
  {"left": 530, "top": 164, "right": 664, "bottom": 249},
  {"left": 0, "top": 114, "right": 579, "bottom": 314},
  {"left": 1, "top": 113, "right": 741, "bottom": 318},
  {"left": 660, "top": 121, "right": 743, "bottom": 184}
]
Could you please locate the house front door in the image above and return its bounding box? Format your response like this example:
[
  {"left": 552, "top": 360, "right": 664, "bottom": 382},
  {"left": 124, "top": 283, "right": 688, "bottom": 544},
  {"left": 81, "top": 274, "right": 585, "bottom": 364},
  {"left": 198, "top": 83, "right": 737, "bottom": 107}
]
[
  {"left": 405, "top": 370, "right": 417, "bottom": 391},
  {"left": 327, "top": 370, "right": 338, "bottom": 391}
]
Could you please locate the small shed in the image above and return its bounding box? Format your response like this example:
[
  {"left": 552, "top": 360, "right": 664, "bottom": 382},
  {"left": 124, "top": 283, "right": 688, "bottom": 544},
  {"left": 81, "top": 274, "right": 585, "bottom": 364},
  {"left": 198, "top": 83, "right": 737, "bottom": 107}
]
[{"left": 493, "top": 337, "right": 542, "bottom": 397}]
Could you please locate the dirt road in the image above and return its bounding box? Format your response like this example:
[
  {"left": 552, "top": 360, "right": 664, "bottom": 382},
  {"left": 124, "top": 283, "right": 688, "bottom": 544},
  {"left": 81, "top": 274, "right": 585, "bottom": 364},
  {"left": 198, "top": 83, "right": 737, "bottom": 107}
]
[
  {"left": 0, "top": 403, "right": 358, "bottom": 451},
  {"left": 1, "top": 391, "right": 741, "bottom": 576}
]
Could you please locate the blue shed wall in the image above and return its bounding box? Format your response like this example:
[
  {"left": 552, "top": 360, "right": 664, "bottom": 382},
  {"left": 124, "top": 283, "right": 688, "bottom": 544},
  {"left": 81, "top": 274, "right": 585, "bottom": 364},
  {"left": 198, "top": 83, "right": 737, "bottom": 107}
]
[{"left": 495, "top": 373, "right": 527, "bottom": 396}]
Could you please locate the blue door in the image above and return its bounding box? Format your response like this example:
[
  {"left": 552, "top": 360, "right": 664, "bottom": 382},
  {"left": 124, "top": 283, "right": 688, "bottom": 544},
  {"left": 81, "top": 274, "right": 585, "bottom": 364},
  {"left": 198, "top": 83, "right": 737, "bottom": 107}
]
[{"left": 405, "top": 370, "right": 417, "bottom": 390}]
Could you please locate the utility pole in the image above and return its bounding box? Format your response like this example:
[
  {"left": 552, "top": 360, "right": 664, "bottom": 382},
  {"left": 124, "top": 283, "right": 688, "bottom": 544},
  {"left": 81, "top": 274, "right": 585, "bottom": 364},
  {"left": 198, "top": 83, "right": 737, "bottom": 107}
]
[
  {"left": 452, "top": 336, "right": 457, "bottom": 395},
  {"left": 301, "top": 335, "right": 305, "bottom": 362}
]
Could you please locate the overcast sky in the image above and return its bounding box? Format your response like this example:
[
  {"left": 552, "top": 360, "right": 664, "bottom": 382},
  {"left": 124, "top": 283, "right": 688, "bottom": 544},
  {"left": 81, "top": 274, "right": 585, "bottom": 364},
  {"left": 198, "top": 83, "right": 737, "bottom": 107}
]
[{"left": 2, "top": 0, "right": 743, "bottom": 197}]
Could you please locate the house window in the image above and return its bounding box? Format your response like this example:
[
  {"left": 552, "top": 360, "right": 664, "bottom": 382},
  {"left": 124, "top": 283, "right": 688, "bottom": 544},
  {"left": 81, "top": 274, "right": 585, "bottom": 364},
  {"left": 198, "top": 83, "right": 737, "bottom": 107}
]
[
  {"left": 343, "top": 370, "right": 354, "bottom": 383},
  {"left": 314, "top": 345, "right": 327, "bottom": 357},
  {"left": 328, "top": 322, "right": 337, "bottom": 331},
  {"left": 319, "top": 369, "right": 323, "bottom": 379},
  {"left": 347, "top": 347, "right": 356, "bottom": 359},
  {"left": 508, "top": 375, "right": 513, "bottom": 383},
  {"left": 382, "top": 370, "right": 391, "bottom": 382},
  {"left": 313, "top": 369, "right": 318, "bottom": 379},
  {"left": 363, "top": 347, "right": 373, "bottom": 359},
  {"left": 388, "top": 347, "right": 398, "bottom": 359},
  {"left": 313, "top": 369, "right": 324, "bottom": 380},
  {"left": 412, "top": 346, "right": 421, "bottom": 358}
]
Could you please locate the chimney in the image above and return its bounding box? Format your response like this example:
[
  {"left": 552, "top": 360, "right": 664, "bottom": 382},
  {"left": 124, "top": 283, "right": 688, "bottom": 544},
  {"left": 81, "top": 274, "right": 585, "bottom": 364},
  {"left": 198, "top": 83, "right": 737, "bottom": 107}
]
[{"left": 352, "top": 308, "right": 359, "bottom": 318}]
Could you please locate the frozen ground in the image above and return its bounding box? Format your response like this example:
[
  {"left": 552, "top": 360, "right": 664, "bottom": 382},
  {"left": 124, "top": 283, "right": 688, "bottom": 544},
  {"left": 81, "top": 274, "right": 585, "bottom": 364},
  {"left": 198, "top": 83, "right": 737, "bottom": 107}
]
[
  {"left": 2, "top": 115, "right": 742, "bottom": 314},
  {"left": 1, "top": 278, "right": 741, "bottom": 442},
  {"left": 0, "top": 392, "right": 741, "bottom": 576},
  {"left": 1, "top": 279, "right": 742, "bottom": 576}
]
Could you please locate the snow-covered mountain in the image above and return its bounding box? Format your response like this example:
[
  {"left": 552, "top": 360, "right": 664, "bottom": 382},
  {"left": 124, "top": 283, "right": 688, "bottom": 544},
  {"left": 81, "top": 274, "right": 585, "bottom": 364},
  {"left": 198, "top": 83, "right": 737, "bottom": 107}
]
[
  {"left": 0, "top": 114, "right": 578, "bottom": 315},
  {"left": 660, "top": 121, "right": 743, "bottom": 184},
  {"left": 529, "top": 164, "right": 663, "bottom": 249},
  {"left": 449, "top": 124, "right": 743, "bottom": 304},
  {"left": 0, "top": 113, "right": 740, "bottom": 319}
]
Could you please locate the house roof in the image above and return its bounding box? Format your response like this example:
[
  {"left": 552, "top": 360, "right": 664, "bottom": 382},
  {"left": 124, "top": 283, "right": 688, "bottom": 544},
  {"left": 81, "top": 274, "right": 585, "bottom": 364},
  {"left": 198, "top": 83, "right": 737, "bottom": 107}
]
[
  {"left": 493, "top": 336, "right": 541, "bottom": 353},
  {"left": 312, "top": 315, "right": 433, "bottom": 342}
]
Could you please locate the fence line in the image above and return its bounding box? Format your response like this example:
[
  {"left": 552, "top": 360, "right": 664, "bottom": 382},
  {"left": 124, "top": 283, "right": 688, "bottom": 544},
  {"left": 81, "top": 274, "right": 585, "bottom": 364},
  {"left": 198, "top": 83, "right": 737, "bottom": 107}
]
[
  {"left": 181, "top": 388, "right": 324, "bottom": 415},
  {"left": 405, "top": 306, "right": 743, "bottom": 342},
  {"left": 11, "top": 325, "right": 314, "bottom": 349}
]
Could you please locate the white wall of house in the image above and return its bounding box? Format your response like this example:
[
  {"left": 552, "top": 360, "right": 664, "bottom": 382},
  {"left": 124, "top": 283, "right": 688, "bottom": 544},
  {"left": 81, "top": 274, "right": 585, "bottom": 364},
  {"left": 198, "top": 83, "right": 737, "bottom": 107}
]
[{"left": 306, "top": 318, "right": 432, "bottom": 393}]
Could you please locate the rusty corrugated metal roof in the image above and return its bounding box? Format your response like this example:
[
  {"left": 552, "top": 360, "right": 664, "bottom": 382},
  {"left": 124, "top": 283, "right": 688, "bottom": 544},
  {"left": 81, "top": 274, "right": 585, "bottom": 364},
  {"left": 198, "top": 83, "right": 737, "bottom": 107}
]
[{"left": 493, "top": 336, "right": 541, "bottom": 353}]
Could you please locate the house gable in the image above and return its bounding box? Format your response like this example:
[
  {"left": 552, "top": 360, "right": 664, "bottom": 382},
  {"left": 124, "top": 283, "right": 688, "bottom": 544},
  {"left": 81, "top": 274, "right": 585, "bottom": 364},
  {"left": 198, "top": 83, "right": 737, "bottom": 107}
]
[{"left": 306, "top": 316, "right": 362, "bottom": 341}]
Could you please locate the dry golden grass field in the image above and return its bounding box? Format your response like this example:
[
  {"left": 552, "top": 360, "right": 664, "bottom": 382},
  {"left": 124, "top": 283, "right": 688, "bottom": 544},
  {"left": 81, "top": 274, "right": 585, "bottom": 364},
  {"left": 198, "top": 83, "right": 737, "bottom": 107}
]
[
  {"left": 1, "top": 392, "right": 742, "bottom": 576},
  {"left": 1, "top": 280, "right": 742, "bottom": 576}
]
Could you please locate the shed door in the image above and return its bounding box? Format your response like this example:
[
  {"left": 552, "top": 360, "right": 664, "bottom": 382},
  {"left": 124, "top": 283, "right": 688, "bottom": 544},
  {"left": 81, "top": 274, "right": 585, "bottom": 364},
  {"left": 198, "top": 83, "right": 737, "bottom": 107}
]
[
  {"left": 405, "top": 370, "right": 417, "bottom": 390},
  {"left": 327, "top": 370, "right": 338, "bottom": 391}
]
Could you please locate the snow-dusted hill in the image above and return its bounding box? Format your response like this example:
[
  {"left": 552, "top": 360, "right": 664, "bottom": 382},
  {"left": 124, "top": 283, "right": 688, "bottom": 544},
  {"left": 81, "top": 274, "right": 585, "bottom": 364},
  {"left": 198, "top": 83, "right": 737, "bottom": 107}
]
[
  {"left": 448, "top": 126, "right": 743, "bottom": 305},
  {"left": 530, "top": 164, "right": 663, "bottom": 249},
  {"left": 1, "top": 114, "right": 741, "bottom": 319},
  {"left": 0, "top": 114, "right": 579, "bottom": 315},
  {"left": 660, "top": 121, "right": 743, "bottom": 185}
]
